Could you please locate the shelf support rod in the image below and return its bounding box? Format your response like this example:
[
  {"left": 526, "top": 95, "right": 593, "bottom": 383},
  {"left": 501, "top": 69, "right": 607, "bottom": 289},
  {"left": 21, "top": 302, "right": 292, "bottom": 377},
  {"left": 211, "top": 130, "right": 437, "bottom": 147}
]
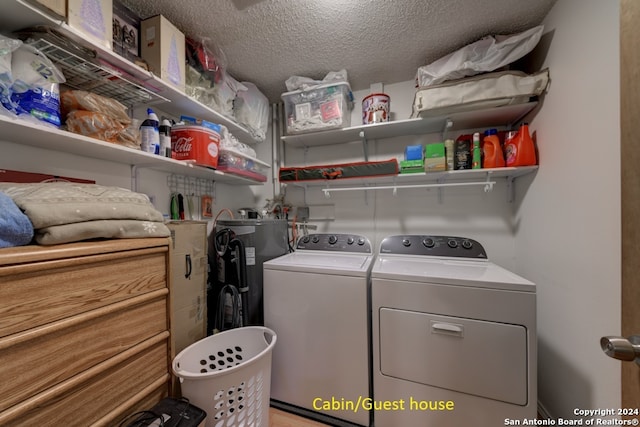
[
  {"left": 484, "top": 172, "right": 495, "bottom": 193},
  {"left": 324, "top": 184, "right": 331, "bottom": 199},
  {"left": 320, "top": 180, "right": 497, "bottom": 196}
]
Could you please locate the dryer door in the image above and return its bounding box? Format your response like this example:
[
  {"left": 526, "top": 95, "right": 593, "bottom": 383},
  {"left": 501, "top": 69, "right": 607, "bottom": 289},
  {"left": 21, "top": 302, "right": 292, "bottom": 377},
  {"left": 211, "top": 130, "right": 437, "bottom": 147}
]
[{"left": 379, "top": 308, "right": 528, "bottom": 405}]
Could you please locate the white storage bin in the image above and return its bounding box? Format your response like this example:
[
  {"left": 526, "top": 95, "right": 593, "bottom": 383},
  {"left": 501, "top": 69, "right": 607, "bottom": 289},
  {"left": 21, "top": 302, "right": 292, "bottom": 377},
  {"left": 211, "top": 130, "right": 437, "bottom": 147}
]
[{"left": 281, "top": 82, "right": 352, "bottom": 135}]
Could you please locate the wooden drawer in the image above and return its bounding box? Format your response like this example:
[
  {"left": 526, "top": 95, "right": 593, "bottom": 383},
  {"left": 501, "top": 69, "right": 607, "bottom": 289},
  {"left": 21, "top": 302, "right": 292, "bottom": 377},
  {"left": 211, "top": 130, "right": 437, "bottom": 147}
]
[
  {"left": 0, "top": 336, "right": 170, "bottom": 426},
  {"left": 0, "top": 293, "right": 168, "bottom": 412},
  {"left": 0, "top": 240, "right": 169, "bottom": 338}
]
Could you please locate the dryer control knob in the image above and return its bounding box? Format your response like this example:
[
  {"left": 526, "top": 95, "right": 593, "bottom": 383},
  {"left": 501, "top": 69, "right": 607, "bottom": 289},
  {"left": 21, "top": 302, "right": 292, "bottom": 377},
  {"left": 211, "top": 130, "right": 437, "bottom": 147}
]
[
  {"left": 328, "top": 235, "right": 338, "bottom": 245},
  {"left": 301, "top": 235, "right": 310, "bottom": 243},
  {"left": 357, "top": 238, "right": 366, "bottom": 246},
  {"left": 447, "top": 239, "right": 458, "bottom": 248},
  {"left": 423, "top": 238, "right": 435, "bottom": 248},
  {"left": 462, "top": 239, "right": 473, "bottom": 249},
  {"left": 312, "top": 235, "right": 320, "bottom": 243},
  {"left": 347, "top": 237, "right": 355, "bottom": 245},
  {"left": 402, "top": 238, "right": 411, "bottom": 247}
]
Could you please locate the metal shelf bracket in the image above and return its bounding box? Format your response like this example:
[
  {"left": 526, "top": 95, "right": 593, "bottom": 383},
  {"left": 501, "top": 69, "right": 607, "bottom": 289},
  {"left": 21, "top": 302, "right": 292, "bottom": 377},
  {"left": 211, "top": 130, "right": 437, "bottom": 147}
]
[{"left": 359, "top": 130, "right": 369, "bottom": 161}]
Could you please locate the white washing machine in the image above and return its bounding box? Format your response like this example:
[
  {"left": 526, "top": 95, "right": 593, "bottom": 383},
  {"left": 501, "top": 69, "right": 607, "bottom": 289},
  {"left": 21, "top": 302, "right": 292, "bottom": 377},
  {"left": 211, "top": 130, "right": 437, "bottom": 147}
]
[
  {"left": 371, "top": 235, "right": 536, "bottom": 427},
  {"left": 263, "top": 233, "right": 374, "bottom": 426}
]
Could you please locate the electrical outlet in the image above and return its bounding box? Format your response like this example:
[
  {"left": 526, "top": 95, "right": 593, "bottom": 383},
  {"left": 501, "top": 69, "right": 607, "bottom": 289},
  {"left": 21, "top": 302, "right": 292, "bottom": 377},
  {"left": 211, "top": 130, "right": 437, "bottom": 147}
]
[{"left": 296, "top": 206, "right": 310, "bottom": 222}]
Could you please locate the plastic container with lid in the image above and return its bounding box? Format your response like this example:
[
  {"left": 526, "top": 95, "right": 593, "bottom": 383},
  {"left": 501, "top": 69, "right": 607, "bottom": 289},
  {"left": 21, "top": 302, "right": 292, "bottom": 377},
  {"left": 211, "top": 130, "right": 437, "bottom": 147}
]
[
  {"left": 362, "top": 93, "right": 390, "bottom": 124},
  {"left": 483, "top": 128, "right": 505, "bottom": 168},
  {"left": 281, "top": 82, "right": 353, "bottom": 135},
  {"left": 171, "top": 123, "right": 221, "bottom": 168}
]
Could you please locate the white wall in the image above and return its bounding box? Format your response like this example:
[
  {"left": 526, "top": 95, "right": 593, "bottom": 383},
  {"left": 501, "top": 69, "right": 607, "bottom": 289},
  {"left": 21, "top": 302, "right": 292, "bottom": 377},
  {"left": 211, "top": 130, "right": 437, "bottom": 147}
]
[{"left": 516, "top": 0, "right": 621, "bottom": 418}]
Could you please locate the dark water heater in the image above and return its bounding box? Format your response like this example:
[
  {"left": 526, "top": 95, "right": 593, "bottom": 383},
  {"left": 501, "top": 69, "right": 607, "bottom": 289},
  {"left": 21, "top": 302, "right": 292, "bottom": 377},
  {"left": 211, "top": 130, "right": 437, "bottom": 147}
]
[{"left": 208, "top": 219, "right": 288, "bottom": 332}]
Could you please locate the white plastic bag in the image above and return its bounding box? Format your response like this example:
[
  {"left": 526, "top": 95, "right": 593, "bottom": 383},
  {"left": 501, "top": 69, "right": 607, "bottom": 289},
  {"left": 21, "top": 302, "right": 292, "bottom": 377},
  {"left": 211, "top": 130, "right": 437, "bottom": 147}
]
[
  {"left": 219, "top": 125, "right": 257, "bottom": 158},
  {"left": 416, "top": 26, "right": 544, "bottom": 87},
  {"left": 285, "top": 69, "right": 349, "bottom": 92},
  {"left": 0, "top": 35, "right": 22, "bottom": 118},
  {"left": 211, "top": 71, "right": 247, "bottom": 119},
  {"left": 10, "top": 44, "right": 66, "bottom": 127},
  {"left": 234, "top": 82, "right": 269, "bottom": 141}
]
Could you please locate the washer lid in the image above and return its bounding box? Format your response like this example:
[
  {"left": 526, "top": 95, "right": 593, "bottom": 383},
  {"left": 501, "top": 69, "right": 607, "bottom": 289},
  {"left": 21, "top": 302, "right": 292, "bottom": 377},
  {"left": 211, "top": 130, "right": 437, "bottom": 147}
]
[
  {"left": 264, "top": 251, "right": 373, "bottom": 276},
  {"left": 372, "top": 255, "right": 535, "bottom": 292}
]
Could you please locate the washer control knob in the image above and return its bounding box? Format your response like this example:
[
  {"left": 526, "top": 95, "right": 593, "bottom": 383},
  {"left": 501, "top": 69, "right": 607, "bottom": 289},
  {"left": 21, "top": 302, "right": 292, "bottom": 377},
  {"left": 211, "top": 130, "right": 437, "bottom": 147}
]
[
  {"left": 301, "top": 235, "right": 310, "bottom": 243},
  {"left": 447, "top": 239, "right": 458, "bottom": 249},
  {"left": 328, "top": 235, "right": 338, "bottom": 245},
  {"left": 312, "top": 235, "right": 320, "bottom": 243},
  {"left": 402, "top": 238, "right": 411, "bottom": 247},
  {"left": 357, "top": 238, "right": 366, "bottom": 246},
  {"left": 347, "top": 237, "right": 355, "bottom": 245},
  {"left": 462, "top": 239, "right": 473, "bottom": 249},
  {"left": 423, "top": 238, "right": 435, "bottom": 248}
]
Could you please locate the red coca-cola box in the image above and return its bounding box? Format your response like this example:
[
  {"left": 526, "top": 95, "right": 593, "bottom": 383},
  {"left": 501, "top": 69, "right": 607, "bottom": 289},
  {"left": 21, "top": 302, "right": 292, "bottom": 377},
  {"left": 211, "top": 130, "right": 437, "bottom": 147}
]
[{"left": 171, "top": 124, "right": 220, "bottom": 168}]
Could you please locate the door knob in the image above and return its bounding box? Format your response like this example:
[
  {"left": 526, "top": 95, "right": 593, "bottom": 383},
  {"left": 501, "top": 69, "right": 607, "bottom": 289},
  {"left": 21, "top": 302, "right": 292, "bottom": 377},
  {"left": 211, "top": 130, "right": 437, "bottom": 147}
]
[{"left": 600, "top": 336, "right": 640, "bottom": 364}]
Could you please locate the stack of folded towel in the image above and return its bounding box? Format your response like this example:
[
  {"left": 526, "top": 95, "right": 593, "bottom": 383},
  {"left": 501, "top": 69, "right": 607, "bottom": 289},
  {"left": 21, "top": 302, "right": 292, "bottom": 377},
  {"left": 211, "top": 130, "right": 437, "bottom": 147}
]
[{"left": 0, "top": 182, "right": 170, "bottom": 245}]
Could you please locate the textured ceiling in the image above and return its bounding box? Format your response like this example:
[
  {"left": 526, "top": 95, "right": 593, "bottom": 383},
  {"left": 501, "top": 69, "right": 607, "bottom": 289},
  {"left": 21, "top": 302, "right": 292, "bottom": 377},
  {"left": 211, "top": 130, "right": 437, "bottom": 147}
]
[{"left": 119, "top": 0, "right": 558, "bottom": 102}]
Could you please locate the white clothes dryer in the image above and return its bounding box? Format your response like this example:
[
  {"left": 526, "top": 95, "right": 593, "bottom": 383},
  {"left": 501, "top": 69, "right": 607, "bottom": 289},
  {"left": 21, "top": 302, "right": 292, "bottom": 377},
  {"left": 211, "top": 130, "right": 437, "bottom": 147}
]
[
  {"left": 263, "top": 233, "right": 374, "bottom": 426},
  {"left": 371, "top": 235, "right": 536, "bottom": 427}
]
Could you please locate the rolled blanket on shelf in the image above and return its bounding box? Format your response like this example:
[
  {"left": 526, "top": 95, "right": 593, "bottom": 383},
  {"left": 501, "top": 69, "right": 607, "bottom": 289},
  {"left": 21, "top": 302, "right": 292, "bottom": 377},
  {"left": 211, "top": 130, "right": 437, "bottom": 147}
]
[{"left": 0, "top": 191, "right": 34, "bottom": 248}]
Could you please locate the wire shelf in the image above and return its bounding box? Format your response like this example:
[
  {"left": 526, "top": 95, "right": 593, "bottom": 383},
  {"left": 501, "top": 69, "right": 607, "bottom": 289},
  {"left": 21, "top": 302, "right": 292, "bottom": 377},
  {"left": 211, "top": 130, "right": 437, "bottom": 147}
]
[{"left": 27, "top": 38, "right": 169, "bottom": 107}]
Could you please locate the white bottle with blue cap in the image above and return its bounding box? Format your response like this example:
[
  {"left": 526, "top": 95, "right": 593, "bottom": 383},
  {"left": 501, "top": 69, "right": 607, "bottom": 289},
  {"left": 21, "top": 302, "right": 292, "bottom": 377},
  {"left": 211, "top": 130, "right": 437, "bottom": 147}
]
[{"left": 140, "top": 108, "right": 160, "bottom": 154}]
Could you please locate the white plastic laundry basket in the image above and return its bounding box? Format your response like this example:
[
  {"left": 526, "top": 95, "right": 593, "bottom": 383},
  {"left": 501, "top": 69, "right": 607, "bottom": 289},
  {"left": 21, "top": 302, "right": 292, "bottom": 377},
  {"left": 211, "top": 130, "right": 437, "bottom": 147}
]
[{"left": 172, "top": 326, "right": 277, "bottom": 427}]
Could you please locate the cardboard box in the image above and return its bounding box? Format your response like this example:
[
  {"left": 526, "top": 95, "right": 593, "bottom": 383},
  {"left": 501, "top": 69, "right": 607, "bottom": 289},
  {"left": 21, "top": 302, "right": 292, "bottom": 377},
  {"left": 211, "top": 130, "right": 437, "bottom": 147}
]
[
  {"left": 67, "top": 0, "right": 113, "bottom": 50},
  {"left": 400, "top": 159, "right": 424, "bottom": 174},
  {"left": 112, "top": 0, "right": 140, "bottom": 61},
  {"left": 405, "top": 145, "right": 423, "bottom": 161},
  {"left": 425, "top": 143, "right": 446, "bottom": 172},
  {"left": 167, "top": 222, "right": 208, "bottom": 358},
  {"left": 30, "top": 0, "right": 66, "bottom": 17},
  {"left": 141, "top": 15, "right": 186, "bottom": 91}
]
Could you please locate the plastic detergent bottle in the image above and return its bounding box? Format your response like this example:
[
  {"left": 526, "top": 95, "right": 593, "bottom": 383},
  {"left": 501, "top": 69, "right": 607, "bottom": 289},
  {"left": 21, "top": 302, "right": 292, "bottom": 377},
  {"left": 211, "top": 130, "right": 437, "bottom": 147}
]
[
  {"left": 482, "top": 128, "right": 505, "bottom": 168},
  {"left": 140, "top": 108, "right": 160, "bottom": 154},
  {"left": 505, "top": 122, "right": 536, "bottom": 167},
  {"left": 159, "top": 119, "right": 172, "bottom": 158}
]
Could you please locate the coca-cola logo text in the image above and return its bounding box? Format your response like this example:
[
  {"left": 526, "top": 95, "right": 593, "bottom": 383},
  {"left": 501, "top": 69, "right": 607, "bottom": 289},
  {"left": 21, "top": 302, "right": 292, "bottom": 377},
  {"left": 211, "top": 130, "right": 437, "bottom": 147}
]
[{"left": 173, "top": 136, "right": 193, "bottom": 153}]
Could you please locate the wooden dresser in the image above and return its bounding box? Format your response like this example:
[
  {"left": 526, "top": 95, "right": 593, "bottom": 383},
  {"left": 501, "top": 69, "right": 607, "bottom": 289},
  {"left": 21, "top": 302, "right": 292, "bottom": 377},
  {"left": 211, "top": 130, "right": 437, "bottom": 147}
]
[{"left": 0, "top": 238, "right": 172, "bottom": 426}]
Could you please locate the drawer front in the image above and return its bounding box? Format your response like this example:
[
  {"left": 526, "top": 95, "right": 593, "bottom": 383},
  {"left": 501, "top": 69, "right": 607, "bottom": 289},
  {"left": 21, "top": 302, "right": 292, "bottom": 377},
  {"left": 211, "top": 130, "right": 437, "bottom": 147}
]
[
  {"left": 379, "top": 308, "right": 528, "bottom": 405},
  {"left": 0, "top": 295, "right": 168, "bottom": 412},
  {"left": 0, "top": 247, "right": 168, "bottom": 338},
  {"left": 0, "top": 338, "right": 170, "bottom": 427}
]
